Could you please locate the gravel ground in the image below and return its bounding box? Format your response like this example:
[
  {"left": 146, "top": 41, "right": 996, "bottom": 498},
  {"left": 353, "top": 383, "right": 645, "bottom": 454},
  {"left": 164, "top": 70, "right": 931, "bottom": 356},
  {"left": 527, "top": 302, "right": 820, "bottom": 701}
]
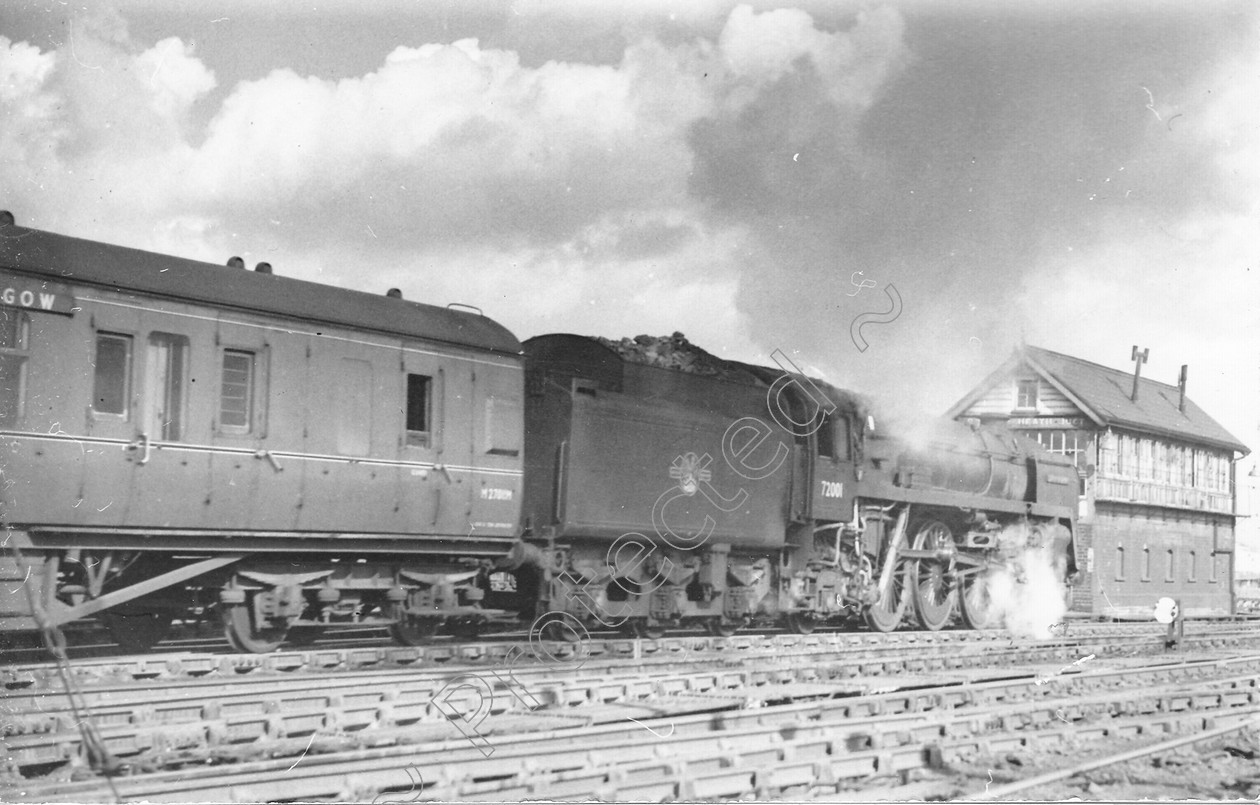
[{"left": 823, "top": 725, "right": 1260, "bottom": 801}]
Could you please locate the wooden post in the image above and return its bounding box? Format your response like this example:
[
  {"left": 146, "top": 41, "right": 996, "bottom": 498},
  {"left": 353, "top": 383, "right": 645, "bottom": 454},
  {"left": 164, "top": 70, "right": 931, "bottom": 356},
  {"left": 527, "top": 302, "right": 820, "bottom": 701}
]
[{"left": 1130, "top": 346, "right": 1149, "bottom": 402}]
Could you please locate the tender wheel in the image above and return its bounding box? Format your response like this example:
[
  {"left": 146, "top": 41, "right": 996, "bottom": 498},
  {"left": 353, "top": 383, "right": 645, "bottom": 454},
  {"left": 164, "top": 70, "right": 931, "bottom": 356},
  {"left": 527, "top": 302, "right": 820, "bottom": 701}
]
[
  {"left": 864, "top": 560, "right": 909, "bottom": 633},
  {"left": 390, "top": 615, "right": 442, "bottom": 646},
  {"left": 959, "top": 570, "right": 1002, "bottom": 630},
  {"left": 910, "top": 520, "right": 958, "bottom": 631},
  {"left": 101, "top": 610, "right": 173, "bottom": 653},
  {"left": 629, "top": 618, "right": 666, "bottom": 640},
  {"left": 448, "top": 618, "right": 483, "bottom": 640},
  {"left": 785, "top": 611, "right": 818, "bottom": 635},
  {"left": 704, "top": 617, "right": 740, "bottom": 637},
  {"left": 222, "top": 601, "right": 288, "bottom": 654}
]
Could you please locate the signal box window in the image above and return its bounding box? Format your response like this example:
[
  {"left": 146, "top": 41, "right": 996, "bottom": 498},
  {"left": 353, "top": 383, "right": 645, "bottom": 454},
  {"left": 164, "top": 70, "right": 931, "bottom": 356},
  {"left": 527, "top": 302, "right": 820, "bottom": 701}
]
[
  {"left": 406, "top": 373, "right": 432, "bottom": 448},
  {"left": 147, "top": 333, "right": 189, "bottom": 440},
  {"left": 1016, "top": 379, "right": 1038, "bottom": 410},
  {"left": 93, "top": 332, "right": 133, "bottom": 416},
  {"left": 0, "top": 310, "right": 30, "bottom": 424},
  {"left": 220, "top": 350, "right": 255, "bottom": 432}
]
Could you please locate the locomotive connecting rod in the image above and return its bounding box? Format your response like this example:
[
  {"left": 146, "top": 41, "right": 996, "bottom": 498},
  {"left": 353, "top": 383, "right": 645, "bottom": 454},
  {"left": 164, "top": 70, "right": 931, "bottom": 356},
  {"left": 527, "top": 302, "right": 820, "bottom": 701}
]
[{"left": 875, "top": 507, "right": 910, "bottom": 601}]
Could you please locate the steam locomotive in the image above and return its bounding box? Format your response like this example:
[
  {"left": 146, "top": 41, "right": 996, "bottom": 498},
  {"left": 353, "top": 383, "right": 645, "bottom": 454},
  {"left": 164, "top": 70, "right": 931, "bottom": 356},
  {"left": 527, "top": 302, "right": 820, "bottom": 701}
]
[{"left": 0, "top": 214, "right": 1078, "bottom": 653}]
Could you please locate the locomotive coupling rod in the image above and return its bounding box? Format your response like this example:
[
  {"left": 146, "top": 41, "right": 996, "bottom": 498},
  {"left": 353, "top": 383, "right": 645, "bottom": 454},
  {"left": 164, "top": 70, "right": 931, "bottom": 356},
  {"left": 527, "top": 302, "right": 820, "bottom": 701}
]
[{"left": 898, "top": 548, "right": 956, "bottom": 561}]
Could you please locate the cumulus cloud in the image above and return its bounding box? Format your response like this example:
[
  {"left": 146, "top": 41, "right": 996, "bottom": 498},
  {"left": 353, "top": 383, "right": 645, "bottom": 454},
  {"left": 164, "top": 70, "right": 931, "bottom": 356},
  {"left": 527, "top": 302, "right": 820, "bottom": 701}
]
[{"left": 2, "top": 2, "right": 911, "bottom": 353}]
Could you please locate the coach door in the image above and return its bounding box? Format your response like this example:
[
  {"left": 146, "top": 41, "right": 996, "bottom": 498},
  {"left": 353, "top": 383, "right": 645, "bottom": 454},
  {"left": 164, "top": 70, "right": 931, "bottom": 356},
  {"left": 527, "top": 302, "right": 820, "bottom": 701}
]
[
  {"left": 127, "top": 308, "right": 216, "bottom": 529},
  {"left": 79, "top": 308, "right": 142, "bottom": 526},
  {"left": 398, "top": 346, "right": 463, "bottom": 537}
]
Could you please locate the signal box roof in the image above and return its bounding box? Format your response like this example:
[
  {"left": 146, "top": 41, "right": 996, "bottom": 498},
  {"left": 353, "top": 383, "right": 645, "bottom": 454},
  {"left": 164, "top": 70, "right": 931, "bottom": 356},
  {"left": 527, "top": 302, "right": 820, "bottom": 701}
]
[
  {"left": 948, "top": 345, "right": 1248, "bottom": 455},
  {"left": 0, "top": 220, "right": 522, "bottom": 356}
]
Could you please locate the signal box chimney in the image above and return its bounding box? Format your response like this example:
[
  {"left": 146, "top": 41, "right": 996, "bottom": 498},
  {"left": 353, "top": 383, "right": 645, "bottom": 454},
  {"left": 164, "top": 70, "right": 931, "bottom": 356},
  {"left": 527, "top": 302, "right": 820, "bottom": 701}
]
[
  {"left": 1130, "top": 345, "right": 1149, "bottom": 402},
  {"left": 1178, "top": 364, "right": 1188, "bottom": 413}
]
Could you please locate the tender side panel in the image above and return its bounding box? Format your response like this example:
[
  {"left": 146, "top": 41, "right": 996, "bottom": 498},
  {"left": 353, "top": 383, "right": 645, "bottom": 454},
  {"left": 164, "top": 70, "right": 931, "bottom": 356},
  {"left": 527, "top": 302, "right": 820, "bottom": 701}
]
[{"left": 559, "top": 390, "right": 790, "bottom": 550}]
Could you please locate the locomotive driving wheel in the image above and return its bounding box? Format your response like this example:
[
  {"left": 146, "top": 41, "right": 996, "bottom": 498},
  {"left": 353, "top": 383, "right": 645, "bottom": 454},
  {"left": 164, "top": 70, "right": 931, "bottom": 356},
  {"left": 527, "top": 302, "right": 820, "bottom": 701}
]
[
  {"left": 863, "top": 559, "right": 909, "bottom": 632},
  {"left": 910, "top": 521, "right": 958, "bottom": 631},
  {"left": 959, "top": 569, "right": 1001, "bottom": 630},
  {"left": 222, "top": 598, "right": 289, "bottom": 654}
]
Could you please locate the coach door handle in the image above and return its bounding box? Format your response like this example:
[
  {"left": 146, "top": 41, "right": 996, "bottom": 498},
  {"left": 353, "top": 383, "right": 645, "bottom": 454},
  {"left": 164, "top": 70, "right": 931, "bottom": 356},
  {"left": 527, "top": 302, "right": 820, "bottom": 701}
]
[{"left": 126, "top": 432, "right": 151, "bottom": 465}]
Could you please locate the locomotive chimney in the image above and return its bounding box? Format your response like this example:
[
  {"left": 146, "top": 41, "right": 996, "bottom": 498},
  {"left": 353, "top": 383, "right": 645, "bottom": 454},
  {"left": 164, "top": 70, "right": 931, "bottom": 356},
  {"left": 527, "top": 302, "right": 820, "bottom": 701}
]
[
  {"left": 1178, "top": 364, "right": 1188, "bottom": 413},
  {"left": 1130, "top": 345, "right": 1149, "bottom": 402},
  {"left": 255, "top": 262, "right": 273, "bottom": 274},
  {"left": 227, "top": 256, "right": 245, "bottom": 269}
]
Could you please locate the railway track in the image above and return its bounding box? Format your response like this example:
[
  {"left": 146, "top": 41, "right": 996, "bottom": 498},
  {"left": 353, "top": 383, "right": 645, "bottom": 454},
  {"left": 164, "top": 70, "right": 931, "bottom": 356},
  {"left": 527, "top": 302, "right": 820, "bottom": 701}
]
[
  {"left": 5, "top": 640, "right": 1260, "bottom": 801},
  {"left": 4, "top": 621, "right": 1259, "bottom": 800},
  {"left": 3, "top": 619, "right": 1250, "bottom": 690}
]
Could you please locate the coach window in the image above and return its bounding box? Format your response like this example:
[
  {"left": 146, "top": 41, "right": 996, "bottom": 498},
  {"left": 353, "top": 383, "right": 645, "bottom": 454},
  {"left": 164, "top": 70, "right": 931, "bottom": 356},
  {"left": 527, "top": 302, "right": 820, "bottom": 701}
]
[
  {"left": 405, "top": 373, "right": 432, "bottom": 448},
  {"left": 0, "top": 310, "right": 29, "bottom": 424},
  {"left": 219, "top": 349, "right": 255, "bottom": 433},
  {"left": 93, "top": 332, "right": 133, "bottom": 417},
  {"left": 146, "top": 333, "right": 190, "bottom": 440}
]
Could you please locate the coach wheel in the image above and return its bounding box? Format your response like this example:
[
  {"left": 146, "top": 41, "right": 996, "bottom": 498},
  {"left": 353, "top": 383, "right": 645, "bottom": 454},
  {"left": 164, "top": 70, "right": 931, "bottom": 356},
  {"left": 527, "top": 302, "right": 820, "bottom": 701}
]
[
  {"left": 390, "top": 616, "right": 442, "bottom": 646},
  {"left": 102, "top": 611, "right": 173, "bottom": 653},
  {"left": 222, "top": 601, "right": 288, "bottom": 654},
  {"left": 959, "top": 571, "right": 1001, "bottom": 630},
  {"left": 785, "top": 611, "right": 818, "bottom": 635},
  {"left": 864, "top": 560, "right": 910, "bottom": 633},
  {"left": 628, "top": 619, "right": 666, "bottom": 640},
  {"left": 910, "top": 521, "right": 958, "bottom": 631},
  {"left": 704, "top": 617, "right": 740, "bottom": 638},
  {"left": 287, "top": 626, "right": 326, "bottom": 647}
]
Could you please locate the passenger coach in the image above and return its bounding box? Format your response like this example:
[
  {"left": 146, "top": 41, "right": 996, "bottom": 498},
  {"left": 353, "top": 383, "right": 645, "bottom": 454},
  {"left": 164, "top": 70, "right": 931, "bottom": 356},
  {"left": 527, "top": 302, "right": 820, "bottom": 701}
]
[{"left": 0, "top": 212, "right": 525, "bottom": 652}]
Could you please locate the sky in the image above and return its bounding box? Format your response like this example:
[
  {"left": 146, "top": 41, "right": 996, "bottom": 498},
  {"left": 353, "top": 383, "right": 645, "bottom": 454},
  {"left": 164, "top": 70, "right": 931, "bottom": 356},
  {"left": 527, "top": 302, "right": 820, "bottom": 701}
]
[{"left": 2, "top": 0, "right": 1258, "bottom": 551}]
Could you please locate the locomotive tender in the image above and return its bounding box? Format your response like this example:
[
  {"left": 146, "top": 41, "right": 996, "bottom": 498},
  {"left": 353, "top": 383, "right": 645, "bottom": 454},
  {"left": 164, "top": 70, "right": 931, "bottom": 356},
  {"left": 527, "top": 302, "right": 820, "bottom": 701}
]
[{"left": 0, "top": 215, "right": 1078, "bottom": 652}]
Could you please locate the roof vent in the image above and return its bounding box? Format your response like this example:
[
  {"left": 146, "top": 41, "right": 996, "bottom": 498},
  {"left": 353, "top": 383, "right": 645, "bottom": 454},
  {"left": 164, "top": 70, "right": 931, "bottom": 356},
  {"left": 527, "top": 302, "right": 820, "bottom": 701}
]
[
  {"left": 0, "top": 211, "right": 14, "bottom": 226},
  {"left": 227, "top": 256, "right": 245, "bottom": 269},
  {"left": 386, "top": 288, "right": 403, "bottom": 299},
  {"left": 255, "top": 262, "right": 272, "bottom": 274}
]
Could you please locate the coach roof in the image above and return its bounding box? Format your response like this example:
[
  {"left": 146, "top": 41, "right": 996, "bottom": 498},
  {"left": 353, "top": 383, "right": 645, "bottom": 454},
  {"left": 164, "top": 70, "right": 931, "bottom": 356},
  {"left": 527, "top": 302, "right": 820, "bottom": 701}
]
[{"left": 0, "top": 220, "right": 522, "bottom": 356}]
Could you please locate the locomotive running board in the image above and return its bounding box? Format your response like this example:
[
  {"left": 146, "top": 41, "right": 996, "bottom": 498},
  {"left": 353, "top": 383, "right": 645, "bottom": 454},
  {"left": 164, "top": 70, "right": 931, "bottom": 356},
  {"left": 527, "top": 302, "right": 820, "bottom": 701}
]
[{"left": 41, "top": 555, "right": 244, "bottom": 628}]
